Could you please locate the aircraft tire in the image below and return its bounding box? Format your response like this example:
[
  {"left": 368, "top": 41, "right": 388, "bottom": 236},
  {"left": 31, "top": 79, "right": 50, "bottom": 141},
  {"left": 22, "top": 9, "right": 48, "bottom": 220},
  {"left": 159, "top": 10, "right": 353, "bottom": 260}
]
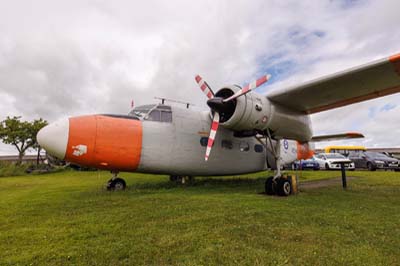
[
  {"left": 107, "top": 178, "right": 126, "bottom": 191},
  {"left": 265, "top": 177, "right": 276, "bottom": 195},
  {"left": 276, "top": 178, "right": 291, "bottom": 196}
]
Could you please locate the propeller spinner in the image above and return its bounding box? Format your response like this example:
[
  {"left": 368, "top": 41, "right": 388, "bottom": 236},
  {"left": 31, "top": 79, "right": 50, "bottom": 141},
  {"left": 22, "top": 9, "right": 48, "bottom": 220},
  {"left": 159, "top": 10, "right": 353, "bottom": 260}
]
[{"left": 195, "top": 74, "right": 271, "bottom": 161}]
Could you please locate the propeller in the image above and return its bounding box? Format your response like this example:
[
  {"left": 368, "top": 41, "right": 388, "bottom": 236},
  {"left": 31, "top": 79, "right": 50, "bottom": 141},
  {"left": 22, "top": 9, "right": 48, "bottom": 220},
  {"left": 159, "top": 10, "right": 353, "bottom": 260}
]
[
  {"left": 195, "top": 74, "right": 271, "bottom": 161},
  {"left": 195, "top": 75, "right": 214, "bottom": 99},
  {"left": 223, "top": 74, "right": 271, "bottom": 102}
]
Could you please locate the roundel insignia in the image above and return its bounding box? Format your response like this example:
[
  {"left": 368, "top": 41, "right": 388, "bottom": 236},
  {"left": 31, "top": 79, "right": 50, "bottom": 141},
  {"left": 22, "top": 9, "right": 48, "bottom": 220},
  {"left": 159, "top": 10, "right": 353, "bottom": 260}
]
[{"left": 283, "top": 139, "right": 289, "bottom": 150}]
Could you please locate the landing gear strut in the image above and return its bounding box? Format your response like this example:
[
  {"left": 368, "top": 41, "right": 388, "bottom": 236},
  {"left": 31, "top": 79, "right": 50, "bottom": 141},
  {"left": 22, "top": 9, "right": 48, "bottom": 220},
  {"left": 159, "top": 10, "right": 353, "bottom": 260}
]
[
  {"left": 264, "top": 133, "right": 292, "bottom": 197},
  {"left": 169, "top": 175, "right": 194, "bottom": 184},
  {"left": 106, "top": 171, "right": 127, "bottom": 191}
]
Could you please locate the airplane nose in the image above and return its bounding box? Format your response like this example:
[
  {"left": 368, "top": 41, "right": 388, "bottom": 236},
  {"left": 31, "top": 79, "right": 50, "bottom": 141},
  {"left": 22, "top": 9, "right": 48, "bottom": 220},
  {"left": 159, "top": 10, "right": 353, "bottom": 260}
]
[{"left": 37, "top": 118, "right": 69, "bottom": 159}]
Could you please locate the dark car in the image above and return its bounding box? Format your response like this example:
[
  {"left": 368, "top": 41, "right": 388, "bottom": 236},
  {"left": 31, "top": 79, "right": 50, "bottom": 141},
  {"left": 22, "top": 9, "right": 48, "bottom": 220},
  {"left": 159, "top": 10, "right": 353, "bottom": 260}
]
[
  {"left": 348, "top": 151, "right": 400, "bottom": 171},
  {"left": 293, "top": 158, "right": 320, "bottom": 170}
]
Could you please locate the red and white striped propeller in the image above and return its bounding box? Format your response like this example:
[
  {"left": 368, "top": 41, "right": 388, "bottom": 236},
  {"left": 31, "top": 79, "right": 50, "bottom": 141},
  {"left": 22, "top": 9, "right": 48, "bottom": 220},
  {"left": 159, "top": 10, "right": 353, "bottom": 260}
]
[
  {"left": 195, "top": 75, "right": 217, "bottom": 161},
  {"left": 223, "top": 74, "right": 271, "bottom": 102},
  {"left": 195, "top": 74, "right": 271, "bottom": 161}
]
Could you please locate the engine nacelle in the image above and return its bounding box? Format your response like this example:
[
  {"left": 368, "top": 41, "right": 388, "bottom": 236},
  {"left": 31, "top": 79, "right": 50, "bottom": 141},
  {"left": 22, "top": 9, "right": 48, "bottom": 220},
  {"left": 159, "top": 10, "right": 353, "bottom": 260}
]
[{"left": 215, "top": 86, "right": 313, "bottom": 142}]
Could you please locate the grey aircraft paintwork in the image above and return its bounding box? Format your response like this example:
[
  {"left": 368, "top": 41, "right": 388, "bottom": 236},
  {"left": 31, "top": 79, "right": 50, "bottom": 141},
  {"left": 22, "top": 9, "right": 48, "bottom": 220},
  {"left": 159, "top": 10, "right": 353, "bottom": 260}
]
[{"left": 137, "top": 106, "right": 267, "bottom": 176}]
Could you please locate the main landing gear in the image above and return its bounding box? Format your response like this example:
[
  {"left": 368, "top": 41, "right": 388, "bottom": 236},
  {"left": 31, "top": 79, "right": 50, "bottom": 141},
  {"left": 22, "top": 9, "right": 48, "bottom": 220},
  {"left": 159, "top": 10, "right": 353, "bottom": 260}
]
[
  {"left": 265, "top": 175, "right": 292, "bottom": 196},
  {"left": 106, "top": 171, "right": 127, "bottom": 191},
  {"left": 264, "top": 135, "right": 292, "bottom": 197}
]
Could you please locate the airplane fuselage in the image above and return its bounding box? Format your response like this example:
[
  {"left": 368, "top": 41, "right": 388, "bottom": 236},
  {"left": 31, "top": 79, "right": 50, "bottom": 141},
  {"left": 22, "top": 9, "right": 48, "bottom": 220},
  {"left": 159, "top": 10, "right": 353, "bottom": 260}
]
[{"left": 39, "top": 104, "right": 313, "bottom": 176}]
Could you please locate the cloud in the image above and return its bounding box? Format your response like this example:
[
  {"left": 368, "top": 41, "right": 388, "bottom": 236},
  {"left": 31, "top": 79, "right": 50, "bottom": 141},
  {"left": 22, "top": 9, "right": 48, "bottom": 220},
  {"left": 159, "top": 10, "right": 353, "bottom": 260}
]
[{"left": 0, "top": 0, "right": 400, "bottom": 154}]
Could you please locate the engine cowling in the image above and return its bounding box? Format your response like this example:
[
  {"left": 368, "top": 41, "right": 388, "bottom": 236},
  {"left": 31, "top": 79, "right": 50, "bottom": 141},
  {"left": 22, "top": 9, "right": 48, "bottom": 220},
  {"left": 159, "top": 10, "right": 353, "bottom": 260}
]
[{"left": 214, "top": 86, "right": 313, "bottom": 142}]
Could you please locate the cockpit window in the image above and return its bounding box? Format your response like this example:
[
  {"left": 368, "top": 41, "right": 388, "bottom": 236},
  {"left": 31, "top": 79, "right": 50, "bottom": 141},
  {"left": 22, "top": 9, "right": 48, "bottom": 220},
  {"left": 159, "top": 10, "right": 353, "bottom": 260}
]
[
  {"left": 147, "top": 110, "right": 161, "bottom": 121},
  {"left": 161, "top": 111, "right": 172, "bottom": 122},
  {"left": 128, "top": 104, "right": 155, "bottom": 119},
  {"left": 129, "top": 104, "right": 172, "bottom": 122}
]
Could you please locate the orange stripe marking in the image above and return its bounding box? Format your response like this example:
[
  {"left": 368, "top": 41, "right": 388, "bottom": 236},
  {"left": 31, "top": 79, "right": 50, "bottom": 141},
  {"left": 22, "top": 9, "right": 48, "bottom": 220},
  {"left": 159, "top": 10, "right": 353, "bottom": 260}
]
[
  {"left": 389, "top": 53, "right": 400, "bottom": 76},
  {"left": 65, "top": 115, "right": 142, "bottom": 171},
  {"left": 389, "top": 53, "right": 400, "bottom": 62},
  {"left": 296, "top": 142, "right": 314, "bottom": 160}
]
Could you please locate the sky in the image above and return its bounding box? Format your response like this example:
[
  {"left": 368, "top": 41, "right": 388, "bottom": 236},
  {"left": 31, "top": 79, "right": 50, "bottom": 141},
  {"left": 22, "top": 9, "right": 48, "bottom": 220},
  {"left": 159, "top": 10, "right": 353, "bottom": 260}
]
[{"left": 0, "top": 0, "right": 399, "bottom": 155}]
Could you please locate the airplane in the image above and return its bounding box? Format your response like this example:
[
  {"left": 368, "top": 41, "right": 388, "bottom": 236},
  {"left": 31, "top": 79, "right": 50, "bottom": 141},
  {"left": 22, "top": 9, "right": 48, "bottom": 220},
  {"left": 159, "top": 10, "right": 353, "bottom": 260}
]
[{"left": 37, "top": 53, "right": 400, "bottom": 196}]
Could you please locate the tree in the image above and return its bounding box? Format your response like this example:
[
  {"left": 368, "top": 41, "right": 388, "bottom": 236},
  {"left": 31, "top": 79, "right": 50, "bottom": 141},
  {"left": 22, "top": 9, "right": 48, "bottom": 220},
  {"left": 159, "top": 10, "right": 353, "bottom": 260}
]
[{"left": 0, "top": 116, "right": 48, "bottom": 164}]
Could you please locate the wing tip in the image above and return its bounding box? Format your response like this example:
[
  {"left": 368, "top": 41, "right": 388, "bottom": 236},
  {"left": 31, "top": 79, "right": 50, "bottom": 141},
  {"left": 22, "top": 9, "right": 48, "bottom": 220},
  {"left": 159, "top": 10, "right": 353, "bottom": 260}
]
[
  {"left": 346, "top": 132, "right": 364, "bottom": 138},
  {"left": 389, "top": 53, "right": 400, "bottom": 63}
]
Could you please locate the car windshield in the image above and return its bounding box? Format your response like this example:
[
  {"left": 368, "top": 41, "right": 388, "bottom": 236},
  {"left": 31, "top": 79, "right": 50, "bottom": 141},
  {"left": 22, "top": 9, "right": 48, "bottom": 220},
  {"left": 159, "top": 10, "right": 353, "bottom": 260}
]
[
  {"left": 325, "top": 153, "right": 345, "bottom": 159},
  {"left": 365, "top": 152, "right": 390, "bottom": 159},
  {"left": 128, "top": 105, "right": 156, "bottom": 119}
]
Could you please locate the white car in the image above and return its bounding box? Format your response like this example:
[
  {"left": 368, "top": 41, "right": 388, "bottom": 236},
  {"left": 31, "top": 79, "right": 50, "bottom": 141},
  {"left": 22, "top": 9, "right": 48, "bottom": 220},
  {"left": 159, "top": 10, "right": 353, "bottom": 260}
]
[{"left": 313, "top": 153, "right": 355, "bottom": 170}]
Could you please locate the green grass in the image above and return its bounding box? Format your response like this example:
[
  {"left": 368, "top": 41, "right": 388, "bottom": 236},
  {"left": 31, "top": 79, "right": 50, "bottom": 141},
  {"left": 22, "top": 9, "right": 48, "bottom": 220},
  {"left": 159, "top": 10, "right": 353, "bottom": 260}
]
[{"left": 0, "top": 170, "right": 399, "bottom": 265}]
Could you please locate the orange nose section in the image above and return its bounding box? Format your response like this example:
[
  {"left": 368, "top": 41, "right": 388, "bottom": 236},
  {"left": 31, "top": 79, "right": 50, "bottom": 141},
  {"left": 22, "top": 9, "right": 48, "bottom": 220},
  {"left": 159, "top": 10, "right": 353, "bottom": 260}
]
[
  {"left": 296, "top": 142, "right": 314, "bottom": 160},
  {"left": 65, "top": 115, "right": 142, "bottom": 171}
]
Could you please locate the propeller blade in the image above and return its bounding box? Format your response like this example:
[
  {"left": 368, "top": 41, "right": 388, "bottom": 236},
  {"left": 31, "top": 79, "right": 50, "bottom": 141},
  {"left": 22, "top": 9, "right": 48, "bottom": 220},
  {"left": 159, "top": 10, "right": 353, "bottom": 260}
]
[
  {"left": 195, "top": 75, "right": 214, "bottom": 99},
  {"left": 223, "top": 74, "right": 271, "bottom": 102},
  {"left": 205, "top": 112, "right": 220, "bottom": 161}
]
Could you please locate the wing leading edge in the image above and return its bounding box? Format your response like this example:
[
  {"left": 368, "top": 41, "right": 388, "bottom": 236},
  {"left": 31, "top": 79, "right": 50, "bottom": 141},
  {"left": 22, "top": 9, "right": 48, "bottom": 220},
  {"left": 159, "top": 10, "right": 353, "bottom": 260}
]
[{"left": 266, "top": 53, "right": 400, "bottom": 114}]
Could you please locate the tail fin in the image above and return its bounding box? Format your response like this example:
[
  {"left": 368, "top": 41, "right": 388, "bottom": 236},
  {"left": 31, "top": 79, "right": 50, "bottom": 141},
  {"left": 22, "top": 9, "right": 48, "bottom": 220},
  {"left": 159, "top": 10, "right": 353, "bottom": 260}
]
[{"left": 311, "top": 132, "right": 364, "bottom": 142}]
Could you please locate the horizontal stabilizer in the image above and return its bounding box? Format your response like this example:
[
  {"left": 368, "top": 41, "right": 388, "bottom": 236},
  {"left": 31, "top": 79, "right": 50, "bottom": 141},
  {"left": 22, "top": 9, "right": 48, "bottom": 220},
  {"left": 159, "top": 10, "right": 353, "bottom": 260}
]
[{"left": 311, "top": 132, "right": 364, "bottom": 142}]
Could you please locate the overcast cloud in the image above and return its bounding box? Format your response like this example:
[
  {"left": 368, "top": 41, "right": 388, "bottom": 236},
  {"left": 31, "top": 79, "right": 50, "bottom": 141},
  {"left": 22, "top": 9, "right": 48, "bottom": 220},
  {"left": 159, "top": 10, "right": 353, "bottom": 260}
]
[{"left": 0, "top": 0, "right": 399, "bottom": 154}]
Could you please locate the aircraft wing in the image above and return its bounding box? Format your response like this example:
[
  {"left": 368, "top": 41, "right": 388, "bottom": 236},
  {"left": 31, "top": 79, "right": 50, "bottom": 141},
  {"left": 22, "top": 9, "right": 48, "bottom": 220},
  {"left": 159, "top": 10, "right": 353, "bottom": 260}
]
[
  {"left": 311, "top": 132, "right": 364, "bottom": 142},
  {"left": 266, "top": 53, "right": 400, "bottom": 114}
]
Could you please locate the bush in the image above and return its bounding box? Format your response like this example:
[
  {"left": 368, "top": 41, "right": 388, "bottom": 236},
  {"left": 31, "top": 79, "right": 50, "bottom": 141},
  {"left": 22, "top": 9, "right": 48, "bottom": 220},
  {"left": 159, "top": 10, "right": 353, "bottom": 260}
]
[{"left": 0, "top": 161, "right": 32, "bottom": 177}]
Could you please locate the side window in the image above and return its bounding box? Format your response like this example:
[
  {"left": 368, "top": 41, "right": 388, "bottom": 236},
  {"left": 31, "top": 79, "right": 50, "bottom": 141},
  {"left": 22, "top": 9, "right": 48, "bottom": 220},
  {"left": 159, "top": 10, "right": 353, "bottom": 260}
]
[
  {"left": 254, "top": 144, "right": 263, "bottom": 153},
  {"left": 200, "top": 137, "right": 208, "bottom": 147},
  {"left": 239, "top": 142, "right": 249, "bottom": 152},
  {"left": 221, "top": 140, "right": 233, "bottom": 149},
  {"left": 146, "top": 110, "right": 161, "bottom": 121},
  {"left": 200, "top": 137, "right": 215, "bottom": 147},
  {"left": 161, "top": 111, "right": 172, "bottom": 122}
]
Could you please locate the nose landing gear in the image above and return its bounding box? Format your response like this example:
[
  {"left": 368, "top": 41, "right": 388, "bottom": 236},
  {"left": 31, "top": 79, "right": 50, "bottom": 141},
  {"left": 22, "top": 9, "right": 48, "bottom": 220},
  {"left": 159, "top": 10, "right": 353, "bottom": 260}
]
[{"left": 106, "top": 171, "right": 127, "bottom": 191}]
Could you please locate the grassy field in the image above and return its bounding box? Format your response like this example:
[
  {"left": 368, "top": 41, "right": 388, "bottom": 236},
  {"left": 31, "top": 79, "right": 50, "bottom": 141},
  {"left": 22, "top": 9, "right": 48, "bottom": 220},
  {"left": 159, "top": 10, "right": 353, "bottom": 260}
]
[{"left": 0, "top": 170, "right": 399, "bottom": 265}]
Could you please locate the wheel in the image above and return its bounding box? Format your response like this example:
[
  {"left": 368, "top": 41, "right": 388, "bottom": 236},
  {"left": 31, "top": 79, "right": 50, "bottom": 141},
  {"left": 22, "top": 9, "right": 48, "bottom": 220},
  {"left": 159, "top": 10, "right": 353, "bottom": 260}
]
[
  {"left": 265, "top": 177, "right": 276, "bottom": 195},
  {"left": 276, "top": 178, "right": 291, "bottom": 196},
  {"left": 107, "top": 178, "right": 126, "bottom": 191},
  {"left": 325, "top": 163, "right": 330, "bottom": 170},
  {"left": 367, "top": 162, "right": 376, "bottom": 171}
]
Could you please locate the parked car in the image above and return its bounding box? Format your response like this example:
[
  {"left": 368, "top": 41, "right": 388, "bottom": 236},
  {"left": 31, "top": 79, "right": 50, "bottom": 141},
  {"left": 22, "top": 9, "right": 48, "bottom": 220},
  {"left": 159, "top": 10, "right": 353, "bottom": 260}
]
[
  {"left": 313, "top": 153, "right": 355, "bottom": 170},
  {"left": 348, "top": 151, "right": 400, "bottom": 171},
  {"left": 293, "top": 158, "right": 320, "bottom": 170}
]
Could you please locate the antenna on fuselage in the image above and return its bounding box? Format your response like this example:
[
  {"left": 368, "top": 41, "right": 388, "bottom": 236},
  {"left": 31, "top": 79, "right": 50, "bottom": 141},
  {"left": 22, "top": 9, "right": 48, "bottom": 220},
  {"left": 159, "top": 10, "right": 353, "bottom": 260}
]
[{"left": 154, "top": 97, "right": 195, "bottom": 109}]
